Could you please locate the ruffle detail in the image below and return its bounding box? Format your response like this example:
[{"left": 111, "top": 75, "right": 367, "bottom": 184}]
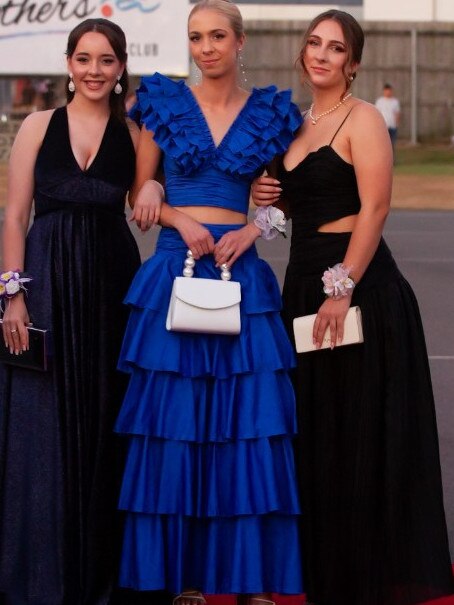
[
  {"left": 119, "top": 513, "right": 303, "bottom": 594},
  {"left": 115, "top": 368, "right": 296, "bottom": 442},
  {"left": 129, "top": 72, "right": 302, "bottom": 178},
  {"left": 118, "top": 228, "right": 295, "bottom": 377},
  {"left": 123, "top": 245, "right": 282, "bottom": 316},
  {"left": 118, "top": 307, "right": 294, "bottom": 377},
  {"left": 218, "top": 86, "right": 302, "bottom": 177},
  {"left": 118, "top": 436, "right": 300, "bottom": 516}
]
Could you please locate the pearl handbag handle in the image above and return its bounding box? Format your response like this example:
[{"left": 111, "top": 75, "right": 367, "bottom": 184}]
[{"left": 182, "top": 250, "right": 231, "bottom": 281}]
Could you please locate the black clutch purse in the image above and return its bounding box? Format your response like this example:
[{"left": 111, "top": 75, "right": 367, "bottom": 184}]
[{"left": 0, "top": 319, "right": 51, "bottom": 371}]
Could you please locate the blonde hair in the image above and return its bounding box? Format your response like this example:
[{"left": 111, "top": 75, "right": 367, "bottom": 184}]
[{"left": 188, "top": 0, "right": 244, "bottom": 39}]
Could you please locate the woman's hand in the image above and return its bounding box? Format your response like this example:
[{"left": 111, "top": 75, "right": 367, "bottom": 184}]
[
  {"left": 2, "top": 294, "right": 30, "bottom": 354},
  {"left": 129, "top": 179, "right": 164, "bottom": 232},
  {"left": 251, "top": 176, "right": 282, "bottom": 207},
  {"left": 313, "top": 296, "right": 352, "bottom": 350},
  {"left": 214, "top": 223, "right": 260, "bottom": 268},
  {"left": 173, "top": 213, "right": 215, "bottom": 259}
]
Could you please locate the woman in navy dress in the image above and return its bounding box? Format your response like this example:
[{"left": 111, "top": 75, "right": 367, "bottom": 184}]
[
  {"left": 115, "top": 1, "right": 303, "bottom": 604},
  {"left": 252, "top": 10, "right": 454, "bottom": 605},
  {"left": 0, "top": 19, "right": 149, "bottom": 605}
]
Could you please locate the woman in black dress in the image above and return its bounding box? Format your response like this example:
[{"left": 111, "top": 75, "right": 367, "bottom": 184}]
[
  {"left": 252, "top": 10, "right": 454, "bottom": 605},
  {"left": 0, "top": 19, "right": 155, "bottom": 605}
]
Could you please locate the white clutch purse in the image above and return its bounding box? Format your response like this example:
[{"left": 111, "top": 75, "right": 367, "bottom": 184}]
[
  {"left": 166, "top": 251, "right": 241, "bottom": 335},
  {"left": 293, "top": 305, "right": 363, "bottom": 353}
]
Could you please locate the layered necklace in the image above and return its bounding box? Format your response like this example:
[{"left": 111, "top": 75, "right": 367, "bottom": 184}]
[{"left": 309, "top": 92, "right": 352, "bottom": 125}]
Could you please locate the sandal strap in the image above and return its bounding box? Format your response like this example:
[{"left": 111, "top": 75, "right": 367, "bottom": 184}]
[{"left": 173, "top": 592, "right": 206, "bottom": 605}]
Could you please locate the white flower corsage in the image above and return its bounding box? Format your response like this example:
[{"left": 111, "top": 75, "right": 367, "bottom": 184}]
[
  {"left": 0, "top": 270, "right": 32, "bottom": 300},
  {"left": 253, "top": 206, "right": 287, "bottom": 240},
  {"left": 322, "top": 263, "right": 355, "bottom": 299}
]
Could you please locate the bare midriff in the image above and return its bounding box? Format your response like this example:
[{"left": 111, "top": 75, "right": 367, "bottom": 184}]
[
  {"left": 176, "top": 206, "right": 247, "bottom": 225},
  {"left": 317, "top": 214, "right": 357, "bottom": 233}
]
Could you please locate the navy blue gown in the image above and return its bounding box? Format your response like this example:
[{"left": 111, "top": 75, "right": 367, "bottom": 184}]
[
  {"left": 0, "top": 107, "right": 142, "bottom": 605},
  {"left": 115, "top": 73, "right": 304, "bottom": 595}
]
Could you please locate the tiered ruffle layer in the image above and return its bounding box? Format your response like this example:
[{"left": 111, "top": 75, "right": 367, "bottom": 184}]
[{"left": 116, "top": 225, "right": 303, "bottom": 594}]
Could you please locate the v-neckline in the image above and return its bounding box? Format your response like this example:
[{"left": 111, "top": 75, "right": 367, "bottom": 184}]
[
  {"left": 64, "top": 106, "right": 111, "bottom": 174},
  {"left": 186, "top": 85, "right": 254, "bottom": 151}
]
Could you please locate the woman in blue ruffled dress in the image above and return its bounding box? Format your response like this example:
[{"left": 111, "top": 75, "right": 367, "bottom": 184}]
[{"left": 114, "top": 1, "right": 303, "bottom": 604}]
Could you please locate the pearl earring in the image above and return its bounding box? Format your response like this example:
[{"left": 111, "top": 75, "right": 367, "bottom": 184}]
[
  {"left": 114, "top": 76, "right": 122, "bottom": 95},
  {"left": 68, "top": 74, "right": 75, "bottom": 93},
  {"left": 349, "top": 74, "right": 354, "bottom": 82}
]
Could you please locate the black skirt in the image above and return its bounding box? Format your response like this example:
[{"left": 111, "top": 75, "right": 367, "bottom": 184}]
[{"left": 282, "top": 233, "right": 454, "bottom": 605}]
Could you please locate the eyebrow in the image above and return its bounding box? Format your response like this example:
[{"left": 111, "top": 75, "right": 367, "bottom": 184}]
[
  {"left": 189, "top": 28, "right": 228, "bottom": 35},
  {"left": 308, "top": 34, "right": 346, "bottom": 46},
  {"left": 74, "top": 51, "right": 116, "bottom": 57}
]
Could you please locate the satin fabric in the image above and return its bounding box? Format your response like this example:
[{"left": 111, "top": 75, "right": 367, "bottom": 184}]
[{"left": 116, "top": 226, "right": 303, "bottom": 594}]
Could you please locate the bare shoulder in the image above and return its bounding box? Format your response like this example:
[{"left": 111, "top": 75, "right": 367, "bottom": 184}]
[
  {"left": 15, "top": 108, "right": 56, "bottom": 145},
  {"left": 349, "top": 99, "right": 387, "bottom": 129},
  {"left": 126, "top": 117, "right": 140, "bottom": 150}
]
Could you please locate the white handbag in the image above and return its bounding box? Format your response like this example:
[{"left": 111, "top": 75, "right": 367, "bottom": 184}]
[
  {"left": 293, "top": 305, "right": 363, "bottom": 353},
  {"left": 166, "top": 250, "right": 242, "bottom": 335}
]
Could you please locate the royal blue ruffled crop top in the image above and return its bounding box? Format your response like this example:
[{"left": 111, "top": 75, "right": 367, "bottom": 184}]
[{"left": 130, "top": 73, "right": 302, "bottom": 214}]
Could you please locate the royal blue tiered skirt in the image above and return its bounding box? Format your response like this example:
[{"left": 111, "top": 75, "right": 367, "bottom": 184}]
[{"left": 115, "top": 225, "right": 303, "bottom": 595}]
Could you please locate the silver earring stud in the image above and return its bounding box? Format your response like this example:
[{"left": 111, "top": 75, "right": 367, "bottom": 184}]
[
  {"left": 114, "top": 76, "right": 122, "bottom": 95},
  {"left": 68, "top": 74, "right": 75, "bottom": 93}
]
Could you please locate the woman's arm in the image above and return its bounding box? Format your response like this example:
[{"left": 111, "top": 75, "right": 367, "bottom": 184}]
[
  {"left": 2, "top": 111, "right": 52, "bottom": 353},
  {"left": 342, "top": 103, "right": 392, "bottom": 282},
  {"left": 128, "top": 125, "right": 165, "bottom": 230},
  {"left": 313, "top": 103, "right": 393, "bottom": 349}
]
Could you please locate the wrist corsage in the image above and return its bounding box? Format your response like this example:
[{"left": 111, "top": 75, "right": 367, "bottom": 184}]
[
  {"left": 0, "top": 270, "right": 32, "bottom": 302},
  {"left": 322, "top": 263, "right": 355, "bottom": 299},
  {"left": 253, "top": 206, "right": 287, "bottom": 240}
]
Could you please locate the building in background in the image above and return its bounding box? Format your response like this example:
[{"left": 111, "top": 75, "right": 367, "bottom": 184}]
[{"left": 225, "top": 0, "right": 454, "bottom": 21}]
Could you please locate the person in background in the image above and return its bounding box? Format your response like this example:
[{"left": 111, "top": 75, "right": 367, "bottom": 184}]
[{"left": 375, "top": 83, "right": 400, "bottom": 151}]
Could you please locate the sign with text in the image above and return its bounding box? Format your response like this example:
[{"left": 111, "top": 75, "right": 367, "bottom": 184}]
[{"left": 0, "top": 0, "right": 189, "bottom": 75}]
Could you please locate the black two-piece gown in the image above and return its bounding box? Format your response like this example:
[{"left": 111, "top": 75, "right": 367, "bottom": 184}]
[
  {"left": 279, "top": 118, "right": 454, "bottom": 605},
  {"left": 0, "top": 107, "right": 141, "bottom": 604}
]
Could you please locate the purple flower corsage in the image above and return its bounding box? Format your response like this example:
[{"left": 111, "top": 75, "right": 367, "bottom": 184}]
[
  {"left": 253, "top": 206, "right": 287, "bottom": 240},
  {"left": 0, "top": 270, "right": 32, "bottom": 301}
]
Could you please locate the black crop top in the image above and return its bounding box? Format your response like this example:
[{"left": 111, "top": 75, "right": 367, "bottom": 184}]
[{"left": 278, "top": 110, "right": 361, "bottom": 235}]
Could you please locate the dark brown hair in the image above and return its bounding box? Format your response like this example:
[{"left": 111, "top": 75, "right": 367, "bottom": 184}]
[
  {"left": 299, "top": 10, "right": 364, "bottom": 93},
  {"left": 65, "top": 18, "right": 129, "bottom": 122}
]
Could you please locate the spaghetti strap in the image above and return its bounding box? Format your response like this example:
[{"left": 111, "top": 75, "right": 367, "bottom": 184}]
[{"left": 329, "top": 108, "right": 354, "bottom": 146}]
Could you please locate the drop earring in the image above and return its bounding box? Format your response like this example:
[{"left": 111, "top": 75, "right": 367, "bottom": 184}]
[
  {"left": 238, "top": 50, "right": 248, "bottom": 86},
  {"left": 68, "top": 74, "right": 75, "bottom": 93},
  {"left": 114, "top": 76, "right": 122, "bottom": 95}
]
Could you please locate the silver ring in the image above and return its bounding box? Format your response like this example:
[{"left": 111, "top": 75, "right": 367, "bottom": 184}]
[{"left": 10, "top": 329, "right": 17, "bottom": 333}]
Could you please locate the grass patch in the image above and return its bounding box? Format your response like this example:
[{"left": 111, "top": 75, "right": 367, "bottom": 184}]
[{"left": 394, "top": 145, "right": 454, "bottom": 176}]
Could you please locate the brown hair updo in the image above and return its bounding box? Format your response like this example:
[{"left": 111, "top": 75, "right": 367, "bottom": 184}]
[{"left": 299, "top": 10, "right": 364, "bottom": 93}]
